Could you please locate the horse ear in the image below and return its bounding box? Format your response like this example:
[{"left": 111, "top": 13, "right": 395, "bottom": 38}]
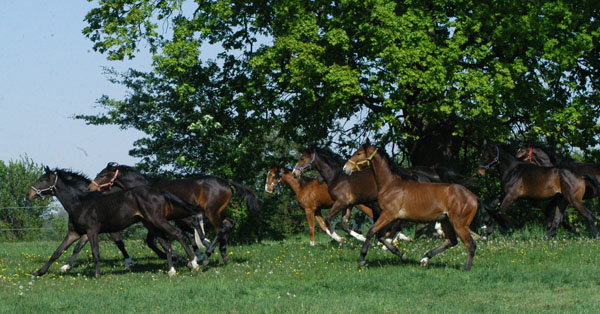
[
  {"left": 365, "top": 138, "right": 371, "bottom": 146},
  {"left": 44, "top": 166, "right": 51, "bottom": 173}
]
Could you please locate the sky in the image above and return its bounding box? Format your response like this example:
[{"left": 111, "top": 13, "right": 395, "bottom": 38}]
[{"left": 0, "top": 1, "right": 154, "bottom": 177}]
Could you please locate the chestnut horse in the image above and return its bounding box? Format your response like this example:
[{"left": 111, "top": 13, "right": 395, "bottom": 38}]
[
  {"left": 265, "top": 166, "right": 411, "bottom": 245},
  {"left": 27, "top": 168, "right": 201, "bottom": 277},
  {"left": 89, "top": 163, "right": 259, "bottom": 265},
  {"left": 343, "top": 140, "right": 479, "bottom": 271},
  {"left": 478, "top": 143, "right": 599, "bottom": 239}
]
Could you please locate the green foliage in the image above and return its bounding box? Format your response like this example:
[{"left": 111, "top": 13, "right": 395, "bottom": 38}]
[{"left": 0, "top": 157, "right": 52, "bottom": 241}]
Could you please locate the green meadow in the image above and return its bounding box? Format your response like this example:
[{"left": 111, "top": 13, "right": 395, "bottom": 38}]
[{"left": 1, "top": 227, "right": 600, "bottom": 313}]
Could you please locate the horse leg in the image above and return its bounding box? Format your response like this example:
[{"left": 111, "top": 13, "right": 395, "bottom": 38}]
[
  {"left": 420, "top": 220, "right": 458, "bottom": 268},
  {"left": 358, "top": 211, "right": 396, "bottom": 268},
  {"left": 324, "top": 203, "right": 346, "bottom": 243},
  {"left": 154, "top": 235, "right": 176, "bottom": 276},
  {"left": 192, "top": 214, "right": 211, "bottom": 249},
  {"left": 61, "top": 234, "right": 89, "bottom": 273},
  {"left": 569, "top": 199, "right": 599, "bottom": 239},
  {"left": 219, "top": 218, "right": 235, "bottom": 264},
  {"left": 314, "top": 209, "right": 329, "bottom": 234},
  {"left": 86, "top": 231, "right": 101, "bottom": 278},
  {"left": 305, "top": 208, "right": 317, "bottom": 246},
  {"left": 108, "top": 232, "right": 133, "bottom": 269},
  {"left": 454, "top": 223, "right": 477, "bottom": 271},
  {"left": 174, "top": 219, "right": 202, "bottom": 259},
  {"left": 31, "top": 231, "right": 80, "bottom": 278},
  {"left": 151, "top": 219, "right": 200, "bottom": 271},
  {"left": 145, "top": 231, "right": 168, "bottom": 259},
  {"left": 375, "top": 222, "right": 408, "bottom": 261},
  {"left": 342, "top": 207, "right": 366, "bottom": 242},
  {"left": 543, "top": 199, "right": 567, "bottom": 240},
  {"left": 496, "top": 194, "right": 517, "bottom": 234}
]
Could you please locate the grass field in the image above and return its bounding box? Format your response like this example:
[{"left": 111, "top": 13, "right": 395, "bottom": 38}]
[{"left": 2, "top": 226, "right": 600, "bottom": 313}]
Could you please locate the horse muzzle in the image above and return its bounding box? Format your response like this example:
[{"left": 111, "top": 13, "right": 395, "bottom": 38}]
[
  {"left": 342, "top": 164, "right": 354, "bottom": 175},
  {"left": 476, "top": 168, "right": 487, "bottom": 176},
  {"left": 264, "top": 184, "right": 274, "bottom": 193},
  {"left": 292, "top": 169, "right": 302, "bottom": 179}
]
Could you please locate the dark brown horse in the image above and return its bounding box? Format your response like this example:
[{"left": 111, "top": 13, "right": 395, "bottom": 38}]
[
  {"left": 27, "top": 168, "right": 201, "bottom": 277},
  {"left": 265, "top": 166, "right": 411, "bottom": 246},
  {"left": 516, "top": 144, "right": 600, "bottom": 199},
  {"left": 478, "top": 143, "right": 599, "bottom": 239},
  {"left": 343, "top": 140, "right": 479, "bottom": 271},
  {"left": 89, "top": 163, "right": 259, "bottom": 265}
]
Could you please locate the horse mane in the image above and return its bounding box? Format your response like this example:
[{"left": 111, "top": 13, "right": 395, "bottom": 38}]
[
  {"left": 310, "top": 146, "right": 347, "bottom": 170},
  {"left": 526, "top": 142, "right": 575, "bottom": 166},
  {"left": 54, "top": 168, "right": 91, "bottom": 185},
  {"left": 112, "top": 163, "right": 157, "bottom": 182},
  {"left": 368, "top": 145, "right": 416, "bottom": 179}
]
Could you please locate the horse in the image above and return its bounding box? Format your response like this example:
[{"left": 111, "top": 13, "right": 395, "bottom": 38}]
[
  {"left": 89, "top": 162, "right": 259, "bottom": 266},
  {"left": 265, "top": 166, "right": 411, "bottom": 246},
  {"left": 343, "top": 139, "right": 480, "bottom": 271},
  {"left": 478, "top": 143, "right": 599, "bottom": 239},
  {"left": 516, "top": 144, "right": 600, "bottom": 199},
  {"left": 27, "top": 168, "right": 202, "bottom": 277},
  {"left": 28, "top": 173, "right": 135, "bottom": 273}
]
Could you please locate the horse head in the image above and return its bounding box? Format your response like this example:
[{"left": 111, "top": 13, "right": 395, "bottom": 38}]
[{"left": 265, "top": 167, "right": 284, "bottom": 193}]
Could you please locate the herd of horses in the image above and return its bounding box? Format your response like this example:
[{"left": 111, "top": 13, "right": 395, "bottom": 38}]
[{"left": 25, "top": 140, "right": 600, "bottom": 277}]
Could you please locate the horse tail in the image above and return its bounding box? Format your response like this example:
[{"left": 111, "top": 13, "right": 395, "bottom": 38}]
[
  {"left": 230, "top": 182, "right": 261, "bottom": 213},
  {"left": 582, "top": 174, "right": 600, "bottom": 220}
]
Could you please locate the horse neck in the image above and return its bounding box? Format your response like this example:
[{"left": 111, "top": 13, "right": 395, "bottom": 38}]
[
  {"left": 312, "top": 154, "right": 340, "bottom": 184},
  {"left": 52, "top": 177, "right": 87, "bottom": 215},
  {"left": 117, "top": 168, "right": 149, "bottom": 188},
  {"left": 497, "top": 147, "right": 519, "bottom": 177},
  {"left": 370, "top": 153, "right": 396, "bottom": 188},
  {"left": 281, "top": 170, "right": 302, "bottom": 195}
]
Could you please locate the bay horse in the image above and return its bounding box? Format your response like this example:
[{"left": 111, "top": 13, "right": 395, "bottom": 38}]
[
  {"left": 265, "top": 166, "right": 411, "bottom": 246},
  {"left": 343, "top": 140, "right": 479, "bottom": 271},
  {"left": 89, "top": 163, "right": 259, "bottom": 265},
  {"left": 27, "top": 168, "right": 202, "bottom": 277},
  {"left": 478, "top": 143, "right": 599, "bottom": 239},
  {"left": 516, "top": 144, "right": 600, "bottom": 199},
  {"left": 291, "top": 146, "right": 412, "bottom": 251}
]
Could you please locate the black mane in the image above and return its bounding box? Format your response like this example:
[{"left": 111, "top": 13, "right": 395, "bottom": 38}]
[
  {"left": 54, "top": 168, "right": 91, "bottom": 185},
  {"left": 309, "top": 146, "right": 347, "bottom": 170}
]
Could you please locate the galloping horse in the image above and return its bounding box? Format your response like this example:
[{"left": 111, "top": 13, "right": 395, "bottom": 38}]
[
  {"left": 343, "top": 140, "right": 479, "bottom": 270},
  {"left": 28, "top": 172, "right": 135, "bottom": 273},
  {"left": 291, "top": 146, "right": 403, "bottom": 247},
  {"left": 478, "top": 143, "right": 599, "bottom": 239},
  {"left": 27, "top": 168, "right": 202, "bottom": 277},
  {"left": 265, "top": 166, "right": 411, "bottom": 246},
  {"left": 89, "top": 163, "right": 259, "bottom": 265}
]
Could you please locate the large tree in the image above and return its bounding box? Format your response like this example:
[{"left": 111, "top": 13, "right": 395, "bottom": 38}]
[{"left": 78, "top": 0, "right": 600, "bottom": 177}]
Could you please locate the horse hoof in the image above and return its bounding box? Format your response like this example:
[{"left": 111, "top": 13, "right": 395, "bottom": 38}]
[
  {"left": 187, "top": 258, "right": 200, "bottom": 272},
  {"left": 168, "top": 267, "right": 177, "bottom": 277},
  {"left": 59, "top": 264, "right": 71, "bottom": 273},
  {"left": 401, "top": 253, "right": 408, "bottom": 262},
  {"left": 420, "top": 257, "right": 429, "bottom": 267},
  {"left": 358, "top": 260, "right": 366, "bottom": 268},
  {"left": 309, "top": 241, "right": 315, "bottom": 247},
  {"left": 202, "top": 258, "right": 210, "bottom": 267}
]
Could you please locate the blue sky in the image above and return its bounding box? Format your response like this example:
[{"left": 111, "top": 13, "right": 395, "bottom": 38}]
[{"left": 0, "top": 1, "right": 154, "bottom": 177}]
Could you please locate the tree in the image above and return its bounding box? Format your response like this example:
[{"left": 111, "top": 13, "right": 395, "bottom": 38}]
[
  {"left": 0, "top": 157, "right": 52, "bottom": 240},
  {"left": 77, "top": 1, "right": 600, "bottom": 233}
]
